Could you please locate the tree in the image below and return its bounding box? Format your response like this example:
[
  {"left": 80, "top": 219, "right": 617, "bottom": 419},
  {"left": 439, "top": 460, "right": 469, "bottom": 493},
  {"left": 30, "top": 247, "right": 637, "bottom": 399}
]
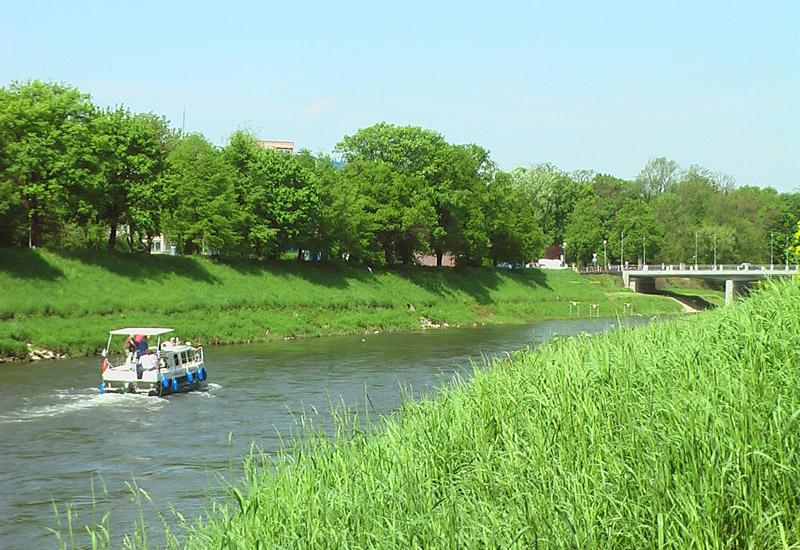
[
  {"left": 637, "top": 157, "right": 680, "bottom": 200},
  {"left": 0, "top": 80, "right": 95, "bottom": 246},
  {"left": 486, "top": 172, "right": 544, "bottom": 265},
  {"left": 224, "top": 131, "right": 321, "bottom": 259},
  {"left": 563, "top": 196, "right": 606, "bottom": 266},
  {"left": 509, "top": 164, "right": 589, "bottom": 246},
  {"left": 162, "top": 134, "right": 239, "bottom": 254},
  {"left": 80, "top": 107, "right": 173, "bottom": 250},
  {"left": 336, "top": 123, "right": 494, "bottom": 266},
  {"left": 609, "top": 198, "right": 663, "bottom": 265},
  {"left": 653, "top": 171, "right": 716, "bottom": 263},
  {"left": 341, "top": 159, "right": 434, "bottom": 265}
]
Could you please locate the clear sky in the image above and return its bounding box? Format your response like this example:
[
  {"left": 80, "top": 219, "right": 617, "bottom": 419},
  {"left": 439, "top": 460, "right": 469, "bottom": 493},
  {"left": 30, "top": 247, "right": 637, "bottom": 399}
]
[{"left": 2, "top": 1, "right": 798, "bottom": 190}]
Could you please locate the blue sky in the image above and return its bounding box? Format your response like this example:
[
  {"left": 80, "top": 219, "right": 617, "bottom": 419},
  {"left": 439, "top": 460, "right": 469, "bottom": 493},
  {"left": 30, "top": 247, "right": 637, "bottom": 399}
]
[{"left": 2, "top": 1, "right": 798, "bottom": 190}]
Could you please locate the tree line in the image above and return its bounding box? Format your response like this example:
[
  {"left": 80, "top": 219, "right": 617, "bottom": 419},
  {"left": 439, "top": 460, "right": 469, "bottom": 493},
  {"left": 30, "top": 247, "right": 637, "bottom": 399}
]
[{"left": 1, "top": 80, "right": 798, "bottom": 267}]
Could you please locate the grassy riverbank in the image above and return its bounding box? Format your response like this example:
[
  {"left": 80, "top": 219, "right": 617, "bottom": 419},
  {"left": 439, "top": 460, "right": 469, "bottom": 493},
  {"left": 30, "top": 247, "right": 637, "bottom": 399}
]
[
  {"left": 0, "top": 248, "right": 681, "bottom": 360},
  {"left": 155, "top": 279, "right": 798, "bottom": 548}
]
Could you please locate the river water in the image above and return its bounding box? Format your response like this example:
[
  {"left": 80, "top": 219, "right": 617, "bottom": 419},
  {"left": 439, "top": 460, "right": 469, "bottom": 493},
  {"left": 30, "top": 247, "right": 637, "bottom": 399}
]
[{"left": 0, "top": 318, "right": 649, "bottom": 548}]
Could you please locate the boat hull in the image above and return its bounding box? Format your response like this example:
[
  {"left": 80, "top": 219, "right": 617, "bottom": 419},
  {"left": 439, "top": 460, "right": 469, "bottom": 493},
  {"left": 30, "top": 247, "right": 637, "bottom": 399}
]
[{"left": 101, "top": 373, "right": 206, "bottom": 396}]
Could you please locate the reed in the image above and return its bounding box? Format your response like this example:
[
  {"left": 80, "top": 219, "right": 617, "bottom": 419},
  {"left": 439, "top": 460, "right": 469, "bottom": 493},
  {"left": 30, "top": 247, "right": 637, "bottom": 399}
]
[{"left": 170, "top": 279, "right": 800, "bottom": 548}]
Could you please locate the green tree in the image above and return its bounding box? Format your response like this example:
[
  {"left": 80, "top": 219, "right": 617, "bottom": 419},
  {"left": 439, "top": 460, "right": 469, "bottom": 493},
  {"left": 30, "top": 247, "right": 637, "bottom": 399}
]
[
  {"left": 80, "top": 107, "right": 173, "bottom": 250},
  {"left": 224, "top": 131, "right": 321, "bottom": 259},
  {"left": 563, "top": 196, "right": 606, "bottom": 266},
  {"left": 336, "top": 123, "right": 494, "bottom": 266},
  {"left": 637, "top": 156, "right": 680, "bottom": 200},
  {"left": 162, "top": 134, "right": 239, "bottom": 254},
  {"left": 340, "top": 159, "right": 434, "bottom": 265},
  {"left": 295, "top": 150, "right": 372, "bottom": 262},
  {"left": 486, "top": 172, "right": 544, "bottom": 265},
  {"left": 562, "top": 174, "right": 639, "bottom": 266},
  {"left": 653, "top": 172, "right": 716, "bottom": 263},
  {"left": 0, "top": 80, "right": 95, "bottom": 246},
  {"left": 609, "top": 198, "right": 663, "bottom": 265},
  {"left": 509, "top": 164, "right": 588, "bottom": 246}
]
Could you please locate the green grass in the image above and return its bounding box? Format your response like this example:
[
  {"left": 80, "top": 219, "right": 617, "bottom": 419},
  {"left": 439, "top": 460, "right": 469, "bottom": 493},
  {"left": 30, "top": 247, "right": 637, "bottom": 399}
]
[
  {"left": 662, "top": 285, "right": 726, "bottom": 308},
  {"left": 0, "top": 248, "right": 681, "bottom": 359},
  {"left": 152, "top": 279, "right": 800, "bottom": 548}
]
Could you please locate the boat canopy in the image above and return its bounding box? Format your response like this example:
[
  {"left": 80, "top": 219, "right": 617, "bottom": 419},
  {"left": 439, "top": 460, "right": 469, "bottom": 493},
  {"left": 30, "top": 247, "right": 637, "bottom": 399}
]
[{"left": 108, "top": 327, "right": 174, "bottom": 336}]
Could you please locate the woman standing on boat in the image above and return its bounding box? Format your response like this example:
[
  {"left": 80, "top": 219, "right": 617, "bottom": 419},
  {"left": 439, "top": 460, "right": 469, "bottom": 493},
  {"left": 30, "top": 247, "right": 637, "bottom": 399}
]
[{"left": 135, "top": 334, "right": 148, "bottom": 358}]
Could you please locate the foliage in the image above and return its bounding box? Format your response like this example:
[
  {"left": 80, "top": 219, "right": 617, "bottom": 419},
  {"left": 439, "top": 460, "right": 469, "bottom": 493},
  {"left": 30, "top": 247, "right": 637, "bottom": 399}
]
[
  {"left": 1, "top": 80, "right": 798, "bottom": 267},
  {"left": 485, "top": 172, "right": 543, "bottom": 265},
  {"left": 336, "top": 123, "right": 503, "bottom": 266},
  {"left": 0, "top": 81, "right": 95, "bottom": 246},
  {"left": 81, "top": 107, "right": 173, "bottom": 250},
  {"left": 509, "top": 163, "right": 589, "bottom": 245},
  {"left": 224, "top": 131, "right": 321, "bottom": 259},
  {"left": 636, "top": 156, "right": 680, "bottom": 199},
  {"left": 162, "top": 134, "right": 239, "bottom": 254}
]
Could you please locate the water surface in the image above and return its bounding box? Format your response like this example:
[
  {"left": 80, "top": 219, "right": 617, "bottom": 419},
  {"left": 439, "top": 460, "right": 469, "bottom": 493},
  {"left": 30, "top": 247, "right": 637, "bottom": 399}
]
[{"left": 0, "top": 317, "right": 649, "bottom": 547}]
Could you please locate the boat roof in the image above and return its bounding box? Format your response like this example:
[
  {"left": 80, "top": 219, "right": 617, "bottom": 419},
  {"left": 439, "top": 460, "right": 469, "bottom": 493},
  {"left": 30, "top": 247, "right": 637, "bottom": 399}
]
[{"left": 109, "top": 327, "right": 174, "bottom": 336}]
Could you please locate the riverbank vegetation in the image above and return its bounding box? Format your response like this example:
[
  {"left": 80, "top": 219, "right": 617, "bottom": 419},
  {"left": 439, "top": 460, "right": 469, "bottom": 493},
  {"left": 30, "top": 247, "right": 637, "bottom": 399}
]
[
  {"left": 144, "top": 279, "right": 798, "bottom": 548},
  {"left": 0, "top": 248, "right": 680, "bottom": 360},
  {"left": 2, "top": 81, "right": 799, "bottom": 269}
]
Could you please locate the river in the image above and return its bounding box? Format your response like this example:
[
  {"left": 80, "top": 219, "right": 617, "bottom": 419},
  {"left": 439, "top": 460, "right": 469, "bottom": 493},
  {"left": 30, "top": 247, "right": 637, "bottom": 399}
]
[{"left": 0, "top": 317, "right": 650, "bottom": 548}]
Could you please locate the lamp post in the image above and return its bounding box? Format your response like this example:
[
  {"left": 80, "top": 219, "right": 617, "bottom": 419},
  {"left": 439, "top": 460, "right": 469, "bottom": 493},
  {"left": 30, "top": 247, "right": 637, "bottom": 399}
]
[
  {"left": 713, "top": 235, "right": 717, "bottom": 269},
  {"left": 603, "top": 239, "right": 608, "bottom": 270},
  {"left": 694, "top": 231, "right": 698, "bottom": 269},
  {"left": 786, "top": 235, "right": 790, "bottom": 271},
  {"left": 621, "top": 231, "right": 625, "bottom": 270},
  {"left": 770, "top": 231, "right": 774, "bottom": 268},
  {"left": 562, "top": 241, "right": 567, "bottom": 267},
  {"left": 642, "top": 236, "right": 646, "bottom": 268}
]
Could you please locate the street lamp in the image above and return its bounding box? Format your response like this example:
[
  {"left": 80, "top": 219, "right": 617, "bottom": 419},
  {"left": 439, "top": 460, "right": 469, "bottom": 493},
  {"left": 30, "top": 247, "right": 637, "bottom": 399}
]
[
  {"left": 713, "top": 235, "right": 717, "bottom": 269},
  {"left": 694, "top": 231, "right": 698, "bottom": 269},
  {"left": 603, "top": 239, "right": 608, "bottom": 270},
  {"left": 770, "top": 231, "right": 774, "bottom": 268},
  {"left": 621, "top": 231, "right": 625, "bottom": 270},
  {"left": 562, "top": 241, "right": 567, "bottom": 267},
  {"left": 642, "top": 237, "right": 646, "bottom": 268},
  {"left": 786, "top": 235, "right": 790, "bottom": 271}
]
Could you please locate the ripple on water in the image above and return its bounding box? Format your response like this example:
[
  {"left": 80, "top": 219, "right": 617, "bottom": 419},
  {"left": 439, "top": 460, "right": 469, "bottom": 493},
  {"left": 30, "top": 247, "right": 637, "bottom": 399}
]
[{"left": 0, "top": 390, "right": 168, "bottom": 424}]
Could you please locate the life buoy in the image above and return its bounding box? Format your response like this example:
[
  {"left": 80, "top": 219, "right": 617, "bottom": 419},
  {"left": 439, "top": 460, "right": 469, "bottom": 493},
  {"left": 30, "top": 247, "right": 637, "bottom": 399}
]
[
  {"left": 187, "top": 370, "right": 194, "bottom": 383},
  {"left": 199, "top": 367, "right": 207, "bottom": 381},
  {"left": 101, "top": 358, "right": 109, "bottom": 373}
]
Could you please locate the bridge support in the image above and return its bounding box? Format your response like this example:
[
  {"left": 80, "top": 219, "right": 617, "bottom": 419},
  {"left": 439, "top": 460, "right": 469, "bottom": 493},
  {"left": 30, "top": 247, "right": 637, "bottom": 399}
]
[
  {"left": 627, "top": 277, "right": 657, "bottom": 294},
  {"left": 724, "top": 280, "right": 746, "bottom": 305}
]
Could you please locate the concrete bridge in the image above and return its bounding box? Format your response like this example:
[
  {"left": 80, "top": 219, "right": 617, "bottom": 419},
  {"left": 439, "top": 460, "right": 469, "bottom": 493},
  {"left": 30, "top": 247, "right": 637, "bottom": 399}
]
[{"left": 621, "top": 264, "right": 798, "bottom": 304}]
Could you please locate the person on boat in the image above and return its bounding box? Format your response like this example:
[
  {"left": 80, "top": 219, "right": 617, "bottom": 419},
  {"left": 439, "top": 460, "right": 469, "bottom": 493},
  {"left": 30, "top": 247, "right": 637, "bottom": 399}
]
[
  {"left": 140, "top": 353, "right": 158, "bottom": 370},
  {"left": 161, "top": 336, "right": 176, "bottom": 350},
  {"left": 135, "top": 334, "right": 149, "bottom": 359},
  {"left": 123, "top": 334, "right": 137, "bottom": 362}
]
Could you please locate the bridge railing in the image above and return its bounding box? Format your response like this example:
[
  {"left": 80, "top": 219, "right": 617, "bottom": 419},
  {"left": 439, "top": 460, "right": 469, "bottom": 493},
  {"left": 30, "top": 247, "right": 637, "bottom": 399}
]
[{"left": 622, "top": 263, "right": 799, "bottom": 273}]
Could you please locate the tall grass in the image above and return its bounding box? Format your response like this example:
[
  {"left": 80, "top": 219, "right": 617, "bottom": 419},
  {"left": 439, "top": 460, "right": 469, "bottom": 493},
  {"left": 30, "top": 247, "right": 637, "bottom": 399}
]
[
  {"left": 165, "top": 279, "right": 800, "bottom": 548},
  {"left": 0, "top": 248, "right": 681, "bottom": 359}
]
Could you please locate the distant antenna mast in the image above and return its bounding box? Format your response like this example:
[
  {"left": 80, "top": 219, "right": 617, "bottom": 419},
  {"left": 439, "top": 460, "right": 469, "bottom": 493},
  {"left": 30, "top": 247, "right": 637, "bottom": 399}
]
[{"left": 181, "top": 106, "right": 186, "bottom": 134}]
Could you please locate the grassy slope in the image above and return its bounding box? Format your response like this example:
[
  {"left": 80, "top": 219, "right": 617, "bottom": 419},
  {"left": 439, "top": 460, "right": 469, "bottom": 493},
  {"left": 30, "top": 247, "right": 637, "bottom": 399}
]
[
  {"left": 176, "top": 279, "right": 800, "bottom": 549},
  {"left": 662, "top": 286, "right": 726, "bottom": 308},
  {"left": 0, "top": 248, "right": 680, "bottom": 359}
]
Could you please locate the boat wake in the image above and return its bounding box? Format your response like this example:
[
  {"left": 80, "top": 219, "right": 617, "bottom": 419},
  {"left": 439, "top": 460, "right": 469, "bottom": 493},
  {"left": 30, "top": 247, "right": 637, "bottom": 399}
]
[
  {"left": 188, "top": 382, "right": 223, "bottom": 398},
  {"left": 0, "top": 389, "right": 168, "bottom": 424}
]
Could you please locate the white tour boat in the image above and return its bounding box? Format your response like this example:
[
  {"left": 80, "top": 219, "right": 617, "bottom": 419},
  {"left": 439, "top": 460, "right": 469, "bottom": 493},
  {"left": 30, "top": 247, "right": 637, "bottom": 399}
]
[{"left": 99, "top": 327, "right": 208, "bottom": 396}]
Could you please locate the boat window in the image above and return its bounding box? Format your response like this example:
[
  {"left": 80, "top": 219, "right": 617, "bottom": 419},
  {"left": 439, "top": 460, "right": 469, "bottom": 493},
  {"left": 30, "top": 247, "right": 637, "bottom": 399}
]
[{"left": 180, "top": 351, "right": 188, "bottom": 364}]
